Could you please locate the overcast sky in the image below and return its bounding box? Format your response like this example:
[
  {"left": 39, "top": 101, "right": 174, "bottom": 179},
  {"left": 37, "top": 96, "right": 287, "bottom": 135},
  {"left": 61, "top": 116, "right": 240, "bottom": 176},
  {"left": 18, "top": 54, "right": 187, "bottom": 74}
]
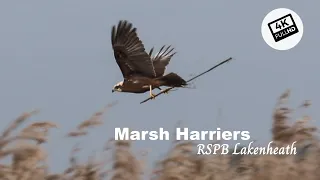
[{"left": 0, "top": 1, "right": 319, "bottom": 173}]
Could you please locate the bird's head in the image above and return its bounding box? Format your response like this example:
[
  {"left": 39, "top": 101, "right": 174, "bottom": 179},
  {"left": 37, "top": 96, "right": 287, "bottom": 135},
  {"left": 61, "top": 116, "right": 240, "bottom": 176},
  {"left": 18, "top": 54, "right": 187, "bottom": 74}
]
[{"left": 112, "top": 81, "right": 124, "bottom": 93}]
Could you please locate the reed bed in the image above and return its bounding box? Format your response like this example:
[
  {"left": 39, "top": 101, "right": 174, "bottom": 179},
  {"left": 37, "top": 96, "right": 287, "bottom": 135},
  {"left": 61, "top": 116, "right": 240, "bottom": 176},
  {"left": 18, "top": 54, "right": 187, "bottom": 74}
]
[{"left": 0, "top": 90, "right": 319, "bottom": 180}]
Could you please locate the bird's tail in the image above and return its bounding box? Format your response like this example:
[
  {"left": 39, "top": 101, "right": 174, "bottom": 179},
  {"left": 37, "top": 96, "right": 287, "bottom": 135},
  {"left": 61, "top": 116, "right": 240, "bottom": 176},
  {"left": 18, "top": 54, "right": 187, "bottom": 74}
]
[{"left": 156, "top": 72, "right": 187, "bottom": 87}]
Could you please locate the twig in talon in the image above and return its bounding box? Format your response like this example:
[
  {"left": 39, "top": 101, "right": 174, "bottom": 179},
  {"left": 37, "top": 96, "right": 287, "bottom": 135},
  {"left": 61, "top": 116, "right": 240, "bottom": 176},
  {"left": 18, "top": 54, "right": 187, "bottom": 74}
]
[
  {"left": 109, "top": 20, "right": 233, "bottom": 105},
  {"left": 140, "top": 57, "right": 233, "bottom": 104}
]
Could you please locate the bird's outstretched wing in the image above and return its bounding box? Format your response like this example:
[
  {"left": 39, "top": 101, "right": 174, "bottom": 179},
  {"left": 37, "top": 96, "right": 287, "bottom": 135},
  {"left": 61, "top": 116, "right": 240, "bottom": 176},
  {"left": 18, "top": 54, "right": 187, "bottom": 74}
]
[
  {"left": 149, "top": 45, "right": 176, "bottom": 77},
  {"left": 111, "top": 20, "right": 156, "bottom": 78}
]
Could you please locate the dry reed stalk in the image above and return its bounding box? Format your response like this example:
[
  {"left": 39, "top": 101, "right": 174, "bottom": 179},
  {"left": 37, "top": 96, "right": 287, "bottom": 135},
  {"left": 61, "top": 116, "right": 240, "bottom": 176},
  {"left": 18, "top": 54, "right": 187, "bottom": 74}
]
[
  {"left": 154, "top": 140, "right": 200, "bottom": 180},
  {"left": 111, "top": 140, "right": 141, "bottom": 180},
  {"left": 1, "top": 110, "right": 39, "bottom": 140},
  {"left": 67, "top": 101, "right": 117, "bottom": 138}
]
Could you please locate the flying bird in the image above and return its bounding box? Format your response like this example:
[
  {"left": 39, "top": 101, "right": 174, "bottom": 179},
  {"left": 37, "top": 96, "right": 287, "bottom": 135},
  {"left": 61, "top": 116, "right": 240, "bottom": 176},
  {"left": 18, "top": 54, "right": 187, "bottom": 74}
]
[{"left": 111, "top": 20, "right": 187, "bottom": 99}]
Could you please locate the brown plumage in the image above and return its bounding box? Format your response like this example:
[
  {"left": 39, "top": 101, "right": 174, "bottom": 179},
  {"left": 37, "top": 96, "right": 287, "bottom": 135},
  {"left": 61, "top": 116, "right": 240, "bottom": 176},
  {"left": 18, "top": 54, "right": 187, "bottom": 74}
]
[{"left": 111, "top": 20, "right": 186, "bottom": 99}]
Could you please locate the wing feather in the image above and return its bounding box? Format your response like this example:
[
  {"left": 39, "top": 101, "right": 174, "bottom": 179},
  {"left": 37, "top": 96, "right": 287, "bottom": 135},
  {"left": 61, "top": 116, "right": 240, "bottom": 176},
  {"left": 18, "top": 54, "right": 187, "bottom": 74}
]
[
  {"left": 111, "top": 20, "right": 156, "bottom": 78},
  {"left": 150, "top": 45, "right": 176, "bottom": 77}
]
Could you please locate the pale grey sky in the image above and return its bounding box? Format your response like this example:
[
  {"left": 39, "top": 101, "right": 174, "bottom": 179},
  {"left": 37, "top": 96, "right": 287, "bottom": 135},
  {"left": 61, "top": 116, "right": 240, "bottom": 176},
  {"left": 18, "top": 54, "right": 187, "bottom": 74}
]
[{"left": 0, "top": 0, "right": 319, "bottom": 173}]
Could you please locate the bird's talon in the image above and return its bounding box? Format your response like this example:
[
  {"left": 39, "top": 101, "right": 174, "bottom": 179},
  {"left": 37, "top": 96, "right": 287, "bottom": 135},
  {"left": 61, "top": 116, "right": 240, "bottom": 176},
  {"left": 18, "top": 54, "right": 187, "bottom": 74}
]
[{"left": 150, "top": 94, "right": 156, "bottom": 99}]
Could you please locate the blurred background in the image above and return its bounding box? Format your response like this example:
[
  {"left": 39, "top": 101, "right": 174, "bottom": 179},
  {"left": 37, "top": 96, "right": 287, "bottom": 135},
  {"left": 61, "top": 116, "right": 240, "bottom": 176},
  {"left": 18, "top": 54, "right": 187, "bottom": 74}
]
[{"left": 0, "top": 0, "right": 318, "bottom": 176}]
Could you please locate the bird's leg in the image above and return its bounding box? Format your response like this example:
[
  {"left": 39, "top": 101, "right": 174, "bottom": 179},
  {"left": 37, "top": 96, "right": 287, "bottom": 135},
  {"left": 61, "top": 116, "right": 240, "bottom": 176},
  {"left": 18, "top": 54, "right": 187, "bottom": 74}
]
[{"left": 149, "top": 85, "right": 156, "bottom": 99}]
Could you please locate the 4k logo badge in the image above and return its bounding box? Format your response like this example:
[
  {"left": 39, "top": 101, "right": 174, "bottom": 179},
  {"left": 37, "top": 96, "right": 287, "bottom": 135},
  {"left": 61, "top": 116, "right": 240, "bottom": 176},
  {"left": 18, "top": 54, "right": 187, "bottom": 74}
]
[
  {"left": 268, "top": 14, "right": 299, "bottom": 42},
  {"left": 261, "top": 8, "right": 304, "bottom": 50}
]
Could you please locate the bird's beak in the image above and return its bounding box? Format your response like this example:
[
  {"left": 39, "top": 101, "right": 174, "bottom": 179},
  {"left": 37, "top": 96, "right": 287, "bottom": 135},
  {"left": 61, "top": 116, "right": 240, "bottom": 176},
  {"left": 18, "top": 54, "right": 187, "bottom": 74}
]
[{"left": 112, "top": 89, "right": 115, "bottom": 93}]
